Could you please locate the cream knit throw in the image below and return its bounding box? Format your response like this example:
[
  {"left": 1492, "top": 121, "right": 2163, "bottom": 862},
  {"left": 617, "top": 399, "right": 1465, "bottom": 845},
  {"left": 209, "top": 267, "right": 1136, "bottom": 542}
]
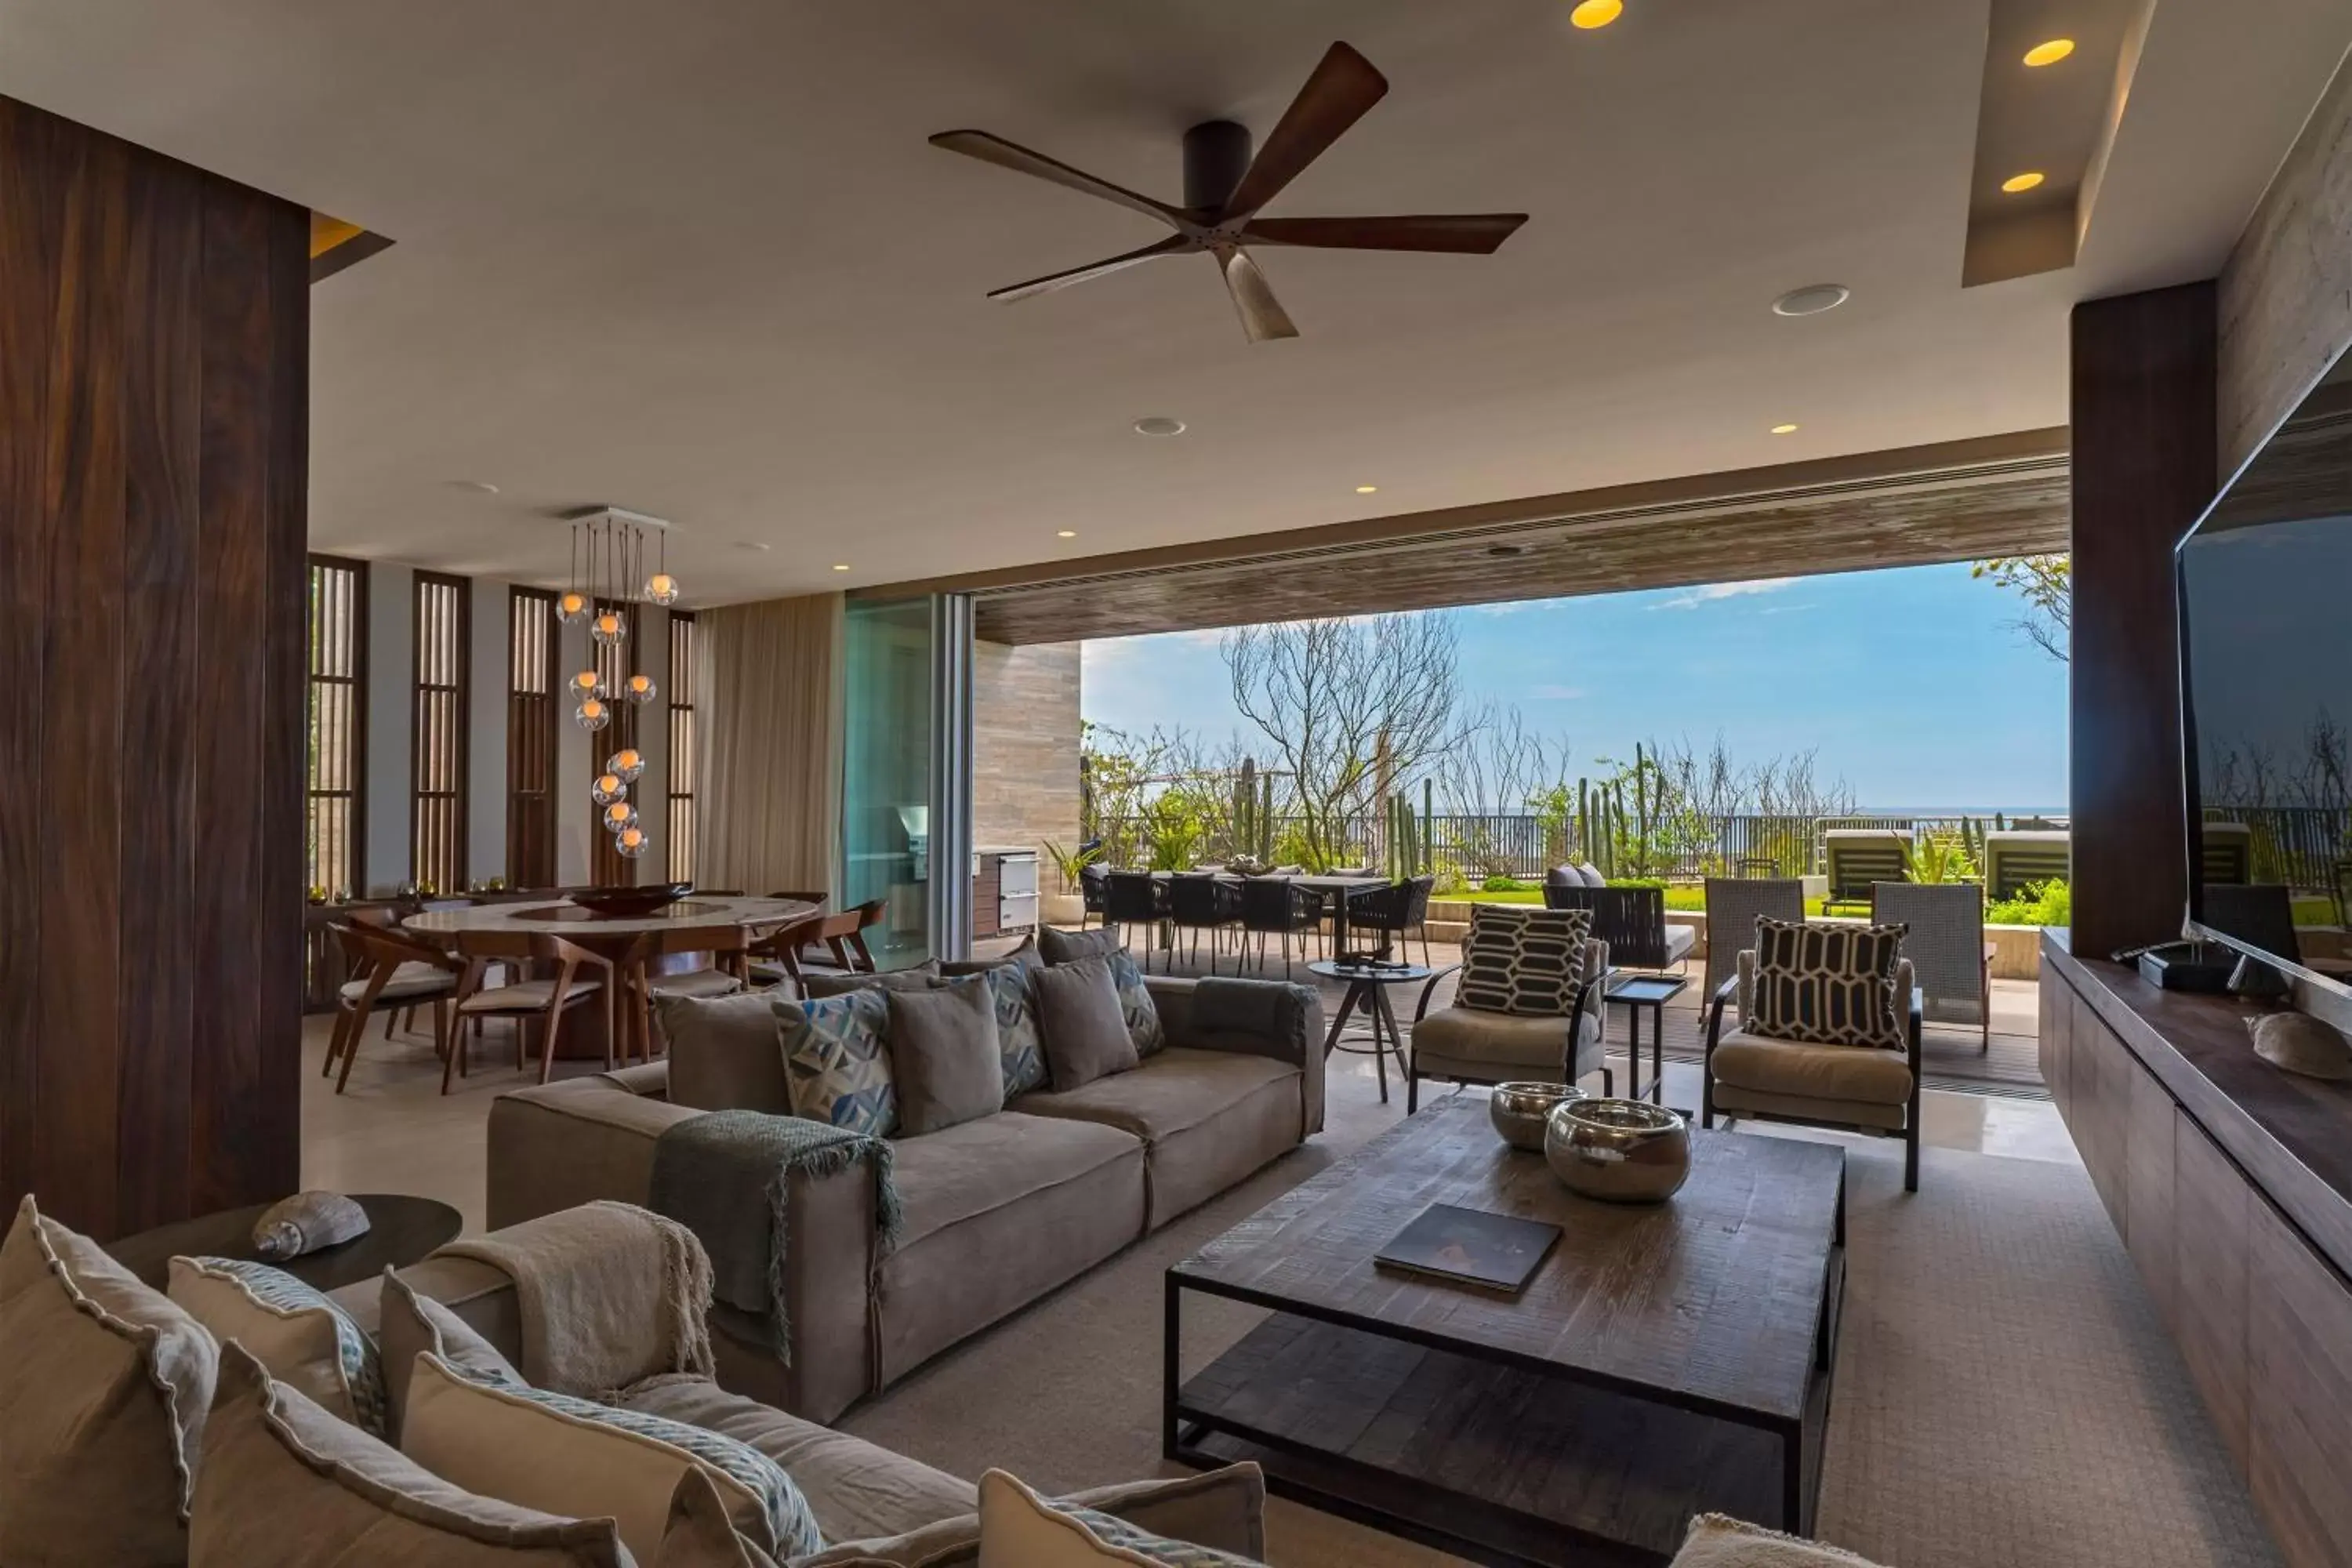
[{"left": 434, "top": 1200, "right": 714, "bottom": 1397}]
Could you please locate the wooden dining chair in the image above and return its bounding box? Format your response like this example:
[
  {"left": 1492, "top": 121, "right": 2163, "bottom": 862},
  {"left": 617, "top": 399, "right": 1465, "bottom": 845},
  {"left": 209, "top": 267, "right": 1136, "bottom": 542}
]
[
  {"left": 446, "top": 931, "right": 613, "bottom": 1091},
  {"left": 324, "top": 922, "right": 465, "bottom": 1093},
  {"left": 746, "top": 913, "right": 825, "bottom": 991},
  {"left": 621, "top": 925, "right": 750, "bottom": 1062}
]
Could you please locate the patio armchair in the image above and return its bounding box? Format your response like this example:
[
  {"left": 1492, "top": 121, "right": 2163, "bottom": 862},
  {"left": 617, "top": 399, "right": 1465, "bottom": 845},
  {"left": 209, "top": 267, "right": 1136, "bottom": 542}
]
[
  {"left": 1405, "top": 938, "right": 1613, "bottom": 1112},
  {"left": 1105, "top": 870, "right": 1168, "bottom": 967},
  {"left": 1541, "top": 883, "right": 1694, "bottom": 973},
  {"left": 1240, "top": 874, "right": 1322, "bottom": 977},
  {"left": 1344, "top": 874, "right": 1436, "bottom": 964},
  {"left": 1166, "top": 872, "right": 1245, "bottom": 974},
  {"left": 1703, "top": 949, "right": 1925, "bottom": 1191},
  {"left": 1872, "top": 880, "right": 1991, "bottom": 1050},
  {"left": 1984, "top": 829, "right": 2069, "bottom": 901},
  {"left": 1823, "top": 829, "right": 1910, "bottom": 914},
  {"left": 1702, "top": 877, "right": 1806, "bottom": 996}
]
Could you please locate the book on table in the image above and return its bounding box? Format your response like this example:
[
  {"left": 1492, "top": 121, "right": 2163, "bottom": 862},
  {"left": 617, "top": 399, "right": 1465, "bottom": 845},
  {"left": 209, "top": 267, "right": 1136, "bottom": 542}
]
[{"left": 1373, "top": 1203, "right": 1562, "bottom": 1294}]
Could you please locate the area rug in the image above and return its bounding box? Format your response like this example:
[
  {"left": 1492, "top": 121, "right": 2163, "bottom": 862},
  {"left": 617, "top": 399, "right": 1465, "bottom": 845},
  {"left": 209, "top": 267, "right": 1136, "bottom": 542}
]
[{"left": 838, "top": 1080, "right": 2276, "bottom": 1567}]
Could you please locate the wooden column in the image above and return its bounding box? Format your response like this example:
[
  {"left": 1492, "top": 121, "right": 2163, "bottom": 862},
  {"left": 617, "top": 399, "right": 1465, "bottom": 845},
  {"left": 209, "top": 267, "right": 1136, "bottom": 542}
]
[
  {"left": 1, "top": 96, "right": 308, "bottom": 1240},
  {"left": 2067, "top": 284, "right": 2216, "bottom": 960}
]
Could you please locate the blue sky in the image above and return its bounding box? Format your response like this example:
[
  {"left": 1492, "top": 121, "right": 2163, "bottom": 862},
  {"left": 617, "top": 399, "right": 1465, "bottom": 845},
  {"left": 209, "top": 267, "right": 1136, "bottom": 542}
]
[{"left": 1080, "top": 562, "right": 2069, "bottom": 812}]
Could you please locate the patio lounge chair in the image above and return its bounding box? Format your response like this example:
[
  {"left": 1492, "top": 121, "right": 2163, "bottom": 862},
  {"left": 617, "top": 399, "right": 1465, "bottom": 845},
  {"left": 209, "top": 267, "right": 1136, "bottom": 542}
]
[
  {"left": 1984, "top": 829, "right": 2070, "bottom": 901},
  {"left": 1541, "top": 882, "right": 1695, "bottom": 973},
  {"left": 1702, "top": 877, "right": 1806, "bottom": 996},
  {"left": 1872, "top": 880, "right": 1991, "bottom": 1050},
  {"left": 2201, "top": 820, "right": 2253, "bottom": 886},
  {"left": 1823, "top": 829, "right": 1910, "bottom": 914}
]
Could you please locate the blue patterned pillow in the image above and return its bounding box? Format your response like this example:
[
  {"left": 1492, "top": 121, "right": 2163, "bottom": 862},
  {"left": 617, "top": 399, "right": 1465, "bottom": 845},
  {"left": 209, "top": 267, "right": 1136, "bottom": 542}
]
[
  {"left": 405, "top": 1355, "right": 822, "bottom": 1562},
  {"left": 941, "top": 964, "right": 1046, "bottom": 1098},
  {"left": 167, "top": 1256, "right": 387, "bottom": 1438},
  {"left": 1105, "top": 949, "right": 1165, "bottom": 1057},
  {"left": 775, "top": 988, "right": 896, "bottom": 1136}
]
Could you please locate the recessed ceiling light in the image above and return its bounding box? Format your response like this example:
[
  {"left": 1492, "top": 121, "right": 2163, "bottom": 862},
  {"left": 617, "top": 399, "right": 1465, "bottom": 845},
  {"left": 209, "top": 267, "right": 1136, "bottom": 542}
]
[
  {"left": 1133, "top": 416, "right": 1186, "bottom": 437},
  {"left": 1569, "top": 0, "right": 1622, "bottom": 28},
  {"left": 1770, "top": 423, "right": 1799, "bottom": 435},
  {"left": 1772, "top": 284, "right": 1849, "bottom": 318},
  {"left": 832, "top": 564, "right": 851, "bottom": 572},
  {"left": 1057, "top": 529, "right": 1077, "bottom": 538},
  {"left": 2001, "top": 171, "right": 2045, "bottom": 194},
  {"left": 1355, "top": 485, "right": 1379, "bottom": 495},
  {"left": 2022, "top": 38, "right": 2075, "bottom": 67}
]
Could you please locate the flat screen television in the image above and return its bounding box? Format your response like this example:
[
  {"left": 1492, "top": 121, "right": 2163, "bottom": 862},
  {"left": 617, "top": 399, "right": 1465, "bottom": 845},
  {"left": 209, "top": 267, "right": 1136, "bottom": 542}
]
[{"left": 2176, "top": 347, "right": 2352, "bottom": 1006}]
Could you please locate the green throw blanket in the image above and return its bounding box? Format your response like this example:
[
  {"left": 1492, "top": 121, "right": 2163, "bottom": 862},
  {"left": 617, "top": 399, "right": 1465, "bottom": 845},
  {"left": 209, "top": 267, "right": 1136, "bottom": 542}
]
[{"left": 647, "top": 1110, "right": 902, "bottom": 1366}]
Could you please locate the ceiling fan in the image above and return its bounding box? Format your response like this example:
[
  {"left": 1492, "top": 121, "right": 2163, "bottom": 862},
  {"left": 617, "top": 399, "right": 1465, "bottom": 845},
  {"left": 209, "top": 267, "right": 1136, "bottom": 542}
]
[{"left": 929, "top": 41, "right": 1528, "bottom": 343}]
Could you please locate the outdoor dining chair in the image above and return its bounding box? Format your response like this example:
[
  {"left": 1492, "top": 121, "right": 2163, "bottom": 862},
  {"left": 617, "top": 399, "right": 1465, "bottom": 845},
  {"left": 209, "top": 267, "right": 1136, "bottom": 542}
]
[
  {"left": 1105, "top": 871, "right": 1168, "bottom": 967},
  {"left": 1344, "top": 874, "right": 1436, "bottom": 964},
  {"left": 1167, "top": 873, "right": 1245, "bottom": 973},
  {"left": 1239, "top": 875, "right": 1322, "bottom": 976},
  {"left": 1541, "top": 883, "right": 1694, "bottom": 973}
]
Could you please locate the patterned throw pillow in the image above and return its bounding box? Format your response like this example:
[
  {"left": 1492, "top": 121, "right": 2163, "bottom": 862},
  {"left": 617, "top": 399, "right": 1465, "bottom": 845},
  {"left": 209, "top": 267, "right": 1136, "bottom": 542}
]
[
  {"left": 401, "top": 1352, "right": 823, "bottom": 1564},
  {"left": 937, "top": 964, "right": 1047, "bottom": 1098},
  {"left": 1457, "top": 905, "right": 1593, "bottom": 1017},
  {"left": 169, "top": 1256, "right": 388, "bottom": 1438},
  {"left": 978, "top": 1468, "right": 1258, "bottom": 1565},
  {"left": 775, "top": 989, "right": 897, "bottom": 1136},
  {"left": 1748, "top": 917, "right": 1907, "bottom": 1048}
]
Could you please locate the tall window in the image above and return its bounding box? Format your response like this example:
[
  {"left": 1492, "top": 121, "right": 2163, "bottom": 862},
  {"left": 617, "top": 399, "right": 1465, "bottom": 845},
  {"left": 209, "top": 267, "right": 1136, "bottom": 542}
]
[
  {"left": 589, "top": 599, "right": 642, "bottom": 885},
  {"left": 305, "top": 555, "right": 368, "bottom": 897},
  {"left": 667, "top": 611, "right": 698, "bottom": 883},
  {"left": 411, "top": 572, "right": 470, "bottom": 894},
  {"left": 506, "top": 586, "right": 560, "bottom": 887}
]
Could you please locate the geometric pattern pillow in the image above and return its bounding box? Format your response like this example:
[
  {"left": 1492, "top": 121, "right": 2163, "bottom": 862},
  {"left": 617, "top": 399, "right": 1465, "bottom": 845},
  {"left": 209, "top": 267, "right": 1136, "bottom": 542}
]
[
  {"left": 168, "top": 1255, "right": 388, "bottom": 1438},
  {"left": 1105, "top": 949, "right": 1165, "bottom": 1058},
  {"left": 1457, "top": 904, "right": 1593, "bottom": 1017},
  {"left": 938, "top": 964, "right": 1047, "bottom": 1098},
  {"left": 1748, "top": 917, "right": 1907, "bottom": 1048},
  {"left": 775, "top": 989, "right": 897, "bottom": 1136}
]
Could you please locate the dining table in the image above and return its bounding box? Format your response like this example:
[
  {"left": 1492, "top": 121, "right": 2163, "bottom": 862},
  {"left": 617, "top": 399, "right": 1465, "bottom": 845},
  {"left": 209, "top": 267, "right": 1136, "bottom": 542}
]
[
  {"left": 1145, "top": 870, "right": 1394, "bottom": 960},
  {"left": 404, "top": 893, "right": 818, "bottom": 1062}
]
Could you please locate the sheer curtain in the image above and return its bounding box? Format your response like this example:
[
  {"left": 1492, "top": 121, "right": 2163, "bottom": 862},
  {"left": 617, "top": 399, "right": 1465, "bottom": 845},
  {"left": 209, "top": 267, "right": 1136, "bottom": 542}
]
[{"left": 695, "top": 592, "right": 844, "bottom": 898}]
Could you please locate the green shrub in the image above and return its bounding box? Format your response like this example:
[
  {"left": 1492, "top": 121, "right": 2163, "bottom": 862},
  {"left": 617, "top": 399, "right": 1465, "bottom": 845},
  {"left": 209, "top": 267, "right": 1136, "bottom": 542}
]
[
  {"left": 1482, "top": 874, "right": 1523, "bottom": 892},
  {"left": 1987, "top": 878, "right": 2071, "bottom": 927}
]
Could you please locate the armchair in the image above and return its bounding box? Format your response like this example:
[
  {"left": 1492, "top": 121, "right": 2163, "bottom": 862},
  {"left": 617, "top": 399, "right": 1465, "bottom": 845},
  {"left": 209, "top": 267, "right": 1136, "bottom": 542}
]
[
  {"left": 1403, "top": 938, "right": 1613, "bottom": 1112},
  {"left": 1541, "top": 883, "right": 1694, "bottom": 972},
  {"left": 1702, "top": 952, "right": 1924, "bottom": 1191}
]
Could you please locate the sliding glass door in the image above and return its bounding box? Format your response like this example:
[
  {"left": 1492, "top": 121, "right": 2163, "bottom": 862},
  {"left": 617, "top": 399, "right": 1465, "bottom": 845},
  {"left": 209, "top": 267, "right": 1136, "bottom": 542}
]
[{"left": 840, "top": 594, "right": 972, "bottom": 969}]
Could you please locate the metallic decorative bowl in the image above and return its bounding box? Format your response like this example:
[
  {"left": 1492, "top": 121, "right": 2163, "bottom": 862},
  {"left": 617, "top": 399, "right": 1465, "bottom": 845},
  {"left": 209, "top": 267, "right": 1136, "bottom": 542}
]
[
  {"left": 1544, "top": 1098, "right": 1692, "bottom": 1203},
  {"left": 1489, "top": 1082, "right": 1587, "bottom": 1151}
]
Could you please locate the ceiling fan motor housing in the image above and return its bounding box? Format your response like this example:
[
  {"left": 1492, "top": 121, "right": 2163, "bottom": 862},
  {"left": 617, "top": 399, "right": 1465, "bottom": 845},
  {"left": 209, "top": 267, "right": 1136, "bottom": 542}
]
[{"left": 1184, "top": 120, "right": 1254, "bottom": 213}]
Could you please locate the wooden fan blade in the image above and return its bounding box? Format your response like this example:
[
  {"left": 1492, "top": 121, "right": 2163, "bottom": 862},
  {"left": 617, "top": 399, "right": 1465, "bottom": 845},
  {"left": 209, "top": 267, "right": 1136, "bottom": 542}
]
[
  {"left": 985, "top": 234, "right": 1196, "bottom": 303},
  {"left": 1215, "top": 246, "right": 1298, "bottom": 343},
  {"left": 929, "top": 129, "right": 1185, "bottom": 228},
  {"left": 1220, "top": 42, "right": 1389, "bottom": 221},
  {"left": 1241, "top": 213, "right": 1528, "bottom": 254}
]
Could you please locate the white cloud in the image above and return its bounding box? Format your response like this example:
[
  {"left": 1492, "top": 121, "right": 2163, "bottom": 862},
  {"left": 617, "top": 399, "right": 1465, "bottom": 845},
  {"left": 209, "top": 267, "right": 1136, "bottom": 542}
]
[
  {"left": 1529, "top": 684, "right": 1585, "bottom": 700},
  {"left": 1656, "top": 577, "right": 1797, "bottom": 611}
]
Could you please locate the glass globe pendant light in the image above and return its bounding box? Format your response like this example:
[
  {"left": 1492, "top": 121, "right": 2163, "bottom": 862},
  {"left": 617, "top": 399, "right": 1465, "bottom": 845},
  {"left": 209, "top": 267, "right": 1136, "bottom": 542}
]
[
  {"left": 591, "top": 772, "right": 628, "bottom": 807},
  {"left": 623, "top": 672, "right": 657, "bottom": 705},
  {"left": 601, "top": 800, "right": 639, "bottom": 834},
  {"left": 615, "top": 825, "right": 652, "bottom": 858},
  {"left": 644, "top": 524, "right": 682, "bottom": 605},
  {"left": 591, "top": 608, "right": 626, "bottom": 647},
  {"left": 567, "top": 669, "right": 603, "bottom": 701},
  {"left": 575, "top": 697, "right": 612, "bottom": 732},
  {"left": 557, "top": 591, "right": 588, "bottom": 624},
  {"left": 608, "top": 747, "right": 645, "bottom": 783}
]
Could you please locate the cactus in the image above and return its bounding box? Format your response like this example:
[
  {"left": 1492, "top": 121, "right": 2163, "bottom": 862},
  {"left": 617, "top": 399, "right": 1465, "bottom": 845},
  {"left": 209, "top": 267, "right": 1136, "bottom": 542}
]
[
  {"left": 1255, "top": 773, "right": 1275, "bottom": 862},
  {"left": 1421, "top": 777, "right": 1435, "bottom": 875}
]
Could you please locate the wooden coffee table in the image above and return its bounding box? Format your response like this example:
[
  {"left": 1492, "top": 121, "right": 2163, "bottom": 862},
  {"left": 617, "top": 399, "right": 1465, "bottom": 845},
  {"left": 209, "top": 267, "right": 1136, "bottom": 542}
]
[{"left": 1163, "top": 1094, "right": 1846, "bottom": 1566}]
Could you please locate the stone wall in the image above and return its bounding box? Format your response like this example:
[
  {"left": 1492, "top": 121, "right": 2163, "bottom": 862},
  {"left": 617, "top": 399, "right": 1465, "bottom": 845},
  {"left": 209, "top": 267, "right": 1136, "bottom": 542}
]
[{"left": 973, "top": 639, "right": 1081, "bottom": 871}]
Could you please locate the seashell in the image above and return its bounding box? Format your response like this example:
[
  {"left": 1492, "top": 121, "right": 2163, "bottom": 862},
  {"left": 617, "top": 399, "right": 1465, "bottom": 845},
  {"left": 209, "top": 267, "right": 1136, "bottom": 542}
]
[{"left": 251, "top": 1191, "right": 370, "bottom": 1260}]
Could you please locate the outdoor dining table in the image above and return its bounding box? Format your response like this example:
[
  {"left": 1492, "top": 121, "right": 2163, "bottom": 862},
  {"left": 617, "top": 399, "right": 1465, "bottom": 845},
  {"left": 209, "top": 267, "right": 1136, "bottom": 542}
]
[
  {"left": 404, "top": 894, "right": 818, "bottom": 1060},
  {"left": 1147, "top": 870, "right": 1393, "bottom": 959}
]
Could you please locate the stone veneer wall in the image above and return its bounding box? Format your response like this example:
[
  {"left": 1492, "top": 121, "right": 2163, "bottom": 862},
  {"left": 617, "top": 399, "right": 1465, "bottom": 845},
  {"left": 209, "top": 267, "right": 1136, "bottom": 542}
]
[{"left": 973, "top": 639, "right": 1081, "bottom": 871}]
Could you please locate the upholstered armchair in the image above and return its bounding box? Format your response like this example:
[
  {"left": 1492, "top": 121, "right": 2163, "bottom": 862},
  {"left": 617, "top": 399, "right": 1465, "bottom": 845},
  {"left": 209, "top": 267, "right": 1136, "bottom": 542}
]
[
  {"left": 1702, "top": 951, "right": 1925, "bottom": 1191},
  {"left": 1403, "top": 938, "right": 1613, "bottom": 1112}
]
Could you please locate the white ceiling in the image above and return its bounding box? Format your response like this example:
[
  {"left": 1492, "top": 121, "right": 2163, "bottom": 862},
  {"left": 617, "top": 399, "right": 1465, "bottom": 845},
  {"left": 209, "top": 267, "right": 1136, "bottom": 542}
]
[{"left": 5, "top": 1, "right": 2344, "bottom": 606}]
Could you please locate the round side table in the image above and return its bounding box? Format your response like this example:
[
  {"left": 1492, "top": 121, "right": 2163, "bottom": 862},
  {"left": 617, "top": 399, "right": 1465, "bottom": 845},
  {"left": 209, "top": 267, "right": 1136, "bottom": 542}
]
[
  {"left": 1310, "top": 959, "right": 1436, "bottom": 1105},
  {"left": 105, "top": 1193, "right": 463, "bottom": 1292}
]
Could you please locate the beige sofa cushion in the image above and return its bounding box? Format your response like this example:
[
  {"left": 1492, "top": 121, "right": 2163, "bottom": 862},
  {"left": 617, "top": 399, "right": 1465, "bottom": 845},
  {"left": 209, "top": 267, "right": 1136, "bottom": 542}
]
[
  {"left": 621, "top": 1374, "right": 976, "bottom": 1548},
  {"left": 0, "top": 1195, "right": 220, "bottom": 1566},
  {"left": 891, "top": 1112, "right": 1141, "bottom": 1250},
  {"left": 1709, "top": 1032, "right": 1912, "bottom": 1106},
  {"left": 1409, "top": 1006, "right": 1600, "bottom": 1075},
  {"left": 663, "top": 992, "right": 793, "bottom": 1113},
  {"left": 403, "top": 1354, "right": 820, "bottom": 1564},
  {"left": 169, "top": 1255, "right": 388, "bottom": 1437},
  {"left": 378, "top": 1269, "right": 525, "bottom": 1439},
  {"left": 790, "top": 1464, "right": 1267, "bottom": 1567},
  {"left": 1668, "top": 1513, "right": 1889, "bottom": 1567},
  {"left": 1012, "top": 1048, "right": 1294, "bottom": 1145},
  {"left": 191, "top": 1343, "right": 627, "bottom": 1566}
]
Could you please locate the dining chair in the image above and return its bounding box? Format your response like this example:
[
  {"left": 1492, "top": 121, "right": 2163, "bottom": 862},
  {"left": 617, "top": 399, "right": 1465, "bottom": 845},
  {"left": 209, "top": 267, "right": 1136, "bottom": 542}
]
[
  {"left": 1105, "top": 872, "right": 1167, "bottom": 967},
  {"left": 1343, "top": 875, "right": 1436, "bottom": 964},
  {"left": 1079, "top": 862, "right": 1111, "bottom": 929},
  {"left": 1239, "top": 876, "right": 1320, "bottom": 977},
  {"left": 766, "top": 889, "right": 831, "bottom": 908},
  {"left": 625, "top": 925, "right": 750, "bottom": 1061},
  {"left": 746, "top": 913, "right": 826, "bottom": 991},
  {"left": 323, "top": 923, "right": 463, "bottom": 1094},
  {"left": 1166, "top": 873, "right": 1244, "bottom": 975},
  {"left": 447, "top": 930, "right": 612, "bottom": 1090}
]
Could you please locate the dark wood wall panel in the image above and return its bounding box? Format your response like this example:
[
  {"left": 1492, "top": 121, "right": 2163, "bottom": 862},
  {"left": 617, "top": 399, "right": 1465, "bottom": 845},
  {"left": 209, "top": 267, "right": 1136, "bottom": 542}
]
[
  {"left": 0, "top": 94, "right": 307, "bottom": 1240},
  {"left": 2067, "top": 285, "right": 2216, "bottom": 960}
]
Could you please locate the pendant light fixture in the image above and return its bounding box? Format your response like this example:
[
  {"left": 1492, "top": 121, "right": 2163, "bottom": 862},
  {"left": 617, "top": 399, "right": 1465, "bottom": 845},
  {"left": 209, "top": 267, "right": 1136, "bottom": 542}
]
[{"left": 562, "top": 507, "right": 678, "bottom": 872}]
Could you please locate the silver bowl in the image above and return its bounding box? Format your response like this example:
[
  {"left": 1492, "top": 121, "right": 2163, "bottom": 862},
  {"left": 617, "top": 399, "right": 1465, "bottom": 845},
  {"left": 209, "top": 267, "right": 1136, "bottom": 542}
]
[
  {"left": 1544, "top": 1098, "right": 1691, "bottom": 1203},
  {"left": 1488, "top": 1082, "right": 1587, "bottom": 1151}
]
